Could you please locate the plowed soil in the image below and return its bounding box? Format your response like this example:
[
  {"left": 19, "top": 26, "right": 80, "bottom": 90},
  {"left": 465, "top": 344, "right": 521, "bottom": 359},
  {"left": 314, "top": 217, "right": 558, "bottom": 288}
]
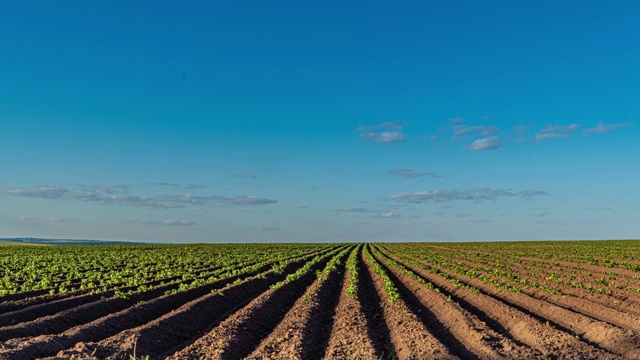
[{"left": 2, "top": 243, "right": 640, "bottom": 360}]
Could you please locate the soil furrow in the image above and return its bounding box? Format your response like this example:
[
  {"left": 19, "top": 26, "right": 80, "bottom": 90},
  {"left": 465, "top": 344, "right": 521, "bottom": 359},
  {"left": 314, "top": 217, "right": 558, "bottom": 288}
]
[
  {"left": 162, "top": 253, "right": 337, "bottom": 360},
  {"left": 372, "top": 247, "right": 543, "bottom": 359},
  {"left": 381, "top": 248, "right": 621, "bottom": 359},
  {"left": 323, "top": 247, "right": 378, "bottom": 360},
  {"left": 0, "top": 256, "right": 312, "bottom": 360},
  {"left": 244, "top": 249, "right": 350, "bottom": 359},
  {"left": 362, "top": 247, "right": 458, "bottom": 360},
  {"left": 440, "top": 254, "right": 640, "bottom": 331},
  {"left": 354, "top": 246, "right": 396, "bottom": 359},
  {"left": 55, "top": 248, "right": 344, "bottom": 360},
  {"left": 395, "top": 250, "right": 640, "bottom": 359}
]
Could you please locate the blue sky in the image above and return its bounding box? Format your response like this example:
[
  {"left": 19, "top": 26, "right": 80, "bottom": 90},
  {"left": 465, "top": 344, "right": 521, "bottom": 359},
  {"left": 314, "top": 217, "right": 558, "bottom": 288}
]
[{"left": 1, "top": 1, "right": 639, "bottom": 242}]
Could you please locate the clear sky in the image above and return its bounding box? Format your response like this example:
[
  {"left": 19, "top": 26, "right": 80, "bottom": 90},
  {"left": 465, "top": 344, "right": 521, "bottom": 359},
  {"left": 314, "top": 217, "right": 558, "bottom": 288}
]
[{"left": 1, "top": 1, "right": 639, "bottom": 243}]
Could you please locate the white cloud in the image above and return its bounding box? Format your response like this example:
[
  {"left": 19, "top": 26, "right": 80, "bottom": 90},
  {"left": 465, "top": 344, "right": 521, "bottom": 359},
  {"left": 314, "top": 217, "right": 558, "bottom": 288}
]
[
  {"left": 453, "top": 125, "right": 501, "bottom": 137},
  {"left": 147, "top": 182, "right": 180, "bottom": 188},
  {"left": 131, "top": 219, "right": 197, "bottom": 226},
  {"left": 4, "top": 186, "right": 69, "bottom": 199},
  {"left": 388, "top": 169, "right": 441, "bottom": 178},
  {"left": 355, "top": 121, "right": 406, "bottom": 132},
  {"left": 358, "top": 131, "right": 407, "bottom": 143},
  {"left": 333, "top": 207, "right": 377, "bottom": 213},
  {"left": 215, "top": 195, "right": 278, "bottom": 206},
  {"left": 583, "top": 122, "right": 632, "bottom": 135},
  {"left": 17, "top": 216, "right": 66, "bottom": 223},
  {"left": 374, "top": 211, "right": 398, "bottom": 218},
  {"left": 467, "top": 136, "right": 501, "bottom": 150},
  {"left": 391, "top": 187, "right": 546, "bottom": 203},
  {"left": 3, "top": 185, "right": 277, "bottom": 209},
  {"left": 185, "top": 184, "right": 207, "bottom": 190},
  {"left": 259, "top": 225, "right": 280, "bottom": 231},
  {"left": 356, "top": 122, "right": 408, "bottom": 143},
  {"left": 235, "top": 172, "right": 256, "bottom": 179},
  {"left": 535, "top": 124, "right": 581, "bottom": 140}
]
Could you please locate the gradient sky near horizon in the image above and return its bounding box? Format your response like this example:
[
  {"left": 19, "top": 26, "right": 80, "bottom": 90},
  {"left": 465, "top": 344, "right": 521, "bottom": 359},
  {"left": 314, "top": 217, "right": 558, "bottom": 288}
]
[{"left": 2, "top": 1, "right": 639, "bottom": 243}]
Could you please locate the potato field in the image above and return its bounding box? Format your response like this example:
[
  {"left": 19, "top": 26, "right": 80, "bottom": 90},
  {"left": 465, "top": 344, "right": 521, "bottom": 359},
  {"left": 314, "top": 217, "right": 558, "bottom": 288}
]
[{"left": 1, "top": 241, "right": 640, "bottom": 359}]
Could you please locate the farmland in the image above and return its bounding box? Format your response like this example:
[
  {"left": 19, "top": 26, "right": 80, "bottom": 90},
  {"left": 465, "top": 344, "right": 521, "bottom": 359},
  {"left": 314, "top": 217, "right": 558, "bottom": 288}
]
[{"left": 1, "top": 241, "right": 640, "bottom": 359}]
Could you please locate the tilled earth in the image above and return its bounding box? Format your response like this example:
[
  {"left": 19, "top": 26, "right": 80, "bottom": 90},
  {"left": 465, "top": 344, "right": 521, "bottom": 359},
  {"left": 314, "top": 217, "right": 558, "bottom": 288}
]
[{"left": 1, "top": 243, "right": 640, "bottom": 359}]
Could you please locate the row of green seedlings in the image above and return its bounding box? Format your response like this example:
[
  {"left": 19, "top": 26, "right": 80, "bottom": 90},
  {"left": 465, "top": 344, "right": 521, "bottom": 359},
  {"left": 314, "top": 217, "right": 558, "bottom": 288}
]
[
  {"left": 384, "top": 247, "right": 480, "bottom": 293},
  {"left": 270, "top": 246, "right": 347, "bottom": 291},
  {"left": 517, "top": 262, "right": 640, "bottom": 294},
  {"left": 363, "top": 245, "right": 399, "bottom": 303},
  {"left": 0, "top": 244, "right": 337, "bottom": 295},
  {"left": 164, "top": 245, "right": 344, "bottom": 298},
  {"left": 489, "top": 242, "right": 640, "bottom": 271},
  {"left": 467, "top": 252, "right": 618, "bottom": 295},
  {"left": 423, "top": 251, "right": 566, "bottom": 296},
  {"left": 210, "top": 245, "right": 348, "bottom": 299},
  {"left": 389, "top": 244, "right": 560, "bottom": 295},
  {"left": 0, "top": 250, "right": 264, "bottom": 295},
  {"left": 0, "top": 247, "right": 188, "bottom": 288},
  {"left": 315, "top": 246, "right": 353, "bottom": 282},
  {"left": 376, "top": 246, "right": 479, "bottom": 295},
  {"left": 369, "top": 246, "right": 444, "bottom": 295},
  {"left": 345, "top": 244, "right": 363, "bottom": 299},
  {"left": 122, "top": 245, "right": 342, "bottom": 298},
  {"left": 94, "top": 255, "right": 284, "bottom": 299},
  {"left": 301, "top": 246, "right": 355, "bottom": 301},
  {"left": 412, "top": 248, "right": 562, "bottom": 295},
  {"left": 112, "top": 246, "right": 340, "bottom": 300}
]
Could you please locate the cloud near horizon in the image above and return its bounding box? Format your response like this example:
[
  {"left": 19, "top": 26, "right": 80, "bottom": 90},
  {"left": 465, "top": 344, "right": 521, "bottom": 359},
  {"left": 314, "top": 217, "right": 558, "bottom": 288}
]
[
  {"left": 3, "top": 185, "right": 278, "bottom": 209},
  {"left": 391, "top": 187, "right": 546, "bottom": 204},
  {"left": 130, "top": 219, "right": 197, "bottom": 226}
]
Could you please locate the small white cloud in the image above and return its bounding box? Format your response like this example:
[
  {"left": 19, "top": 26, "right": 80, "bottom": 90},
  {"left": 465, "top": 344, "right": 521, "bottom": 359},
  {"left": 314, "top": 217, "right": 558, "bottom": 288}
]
[
  {"left": 185, "top": 183, "right": 207, "bottom": 190},
  {"left": 4, "top": 186, "right": 69, "bottom": 199},
  {"left": 391, "top": 187, "right": 546, "bottom": 203},
  {"left": 357, "top": 122, "right": 408, "bottom": 143},
  {"left": 374, "top": 211, "right": 398, "bottom": 218},
  {"left": 535, "top": 124, "right": 581, "bottom": 140},
  {"left": 17, "top": 216, "right": 66, "bottom": 223},
  {"left": 584, "top": 122, "right": 632, "bottom": 135},
  {"left": 449, "top": 117, "right": 464, "bottom": 123},
  {"left": 467, "top": 136, "right": 501, "bottom": 150},
  {"left": 216, "top": 194, "right": 277, "bottom": 206},
  {"left": 388, "top": 169, "right": 441, "bottom": 178},
  {"left": 359, "top": 131, "right": 407, "bottom": 143},
  {"left": 235, "top": 172, "right": 256, "bottom": 179},
  {"left": 355, "top": 121, "right": 406, "bottom": 132},
  {"left": 147, "top": 182, "right": 180, "bottom": 188},
  {"left": 132, "top": 219, "right": 197, "bottom": 226},
  {"left": 259, "top": 225, "right": 280, "bottom": 231},
  {"left": 453, "top": 125, "right": 501, "bottom": 137},
  {"left": 333, "top": 207, "right": 377, "bottom": 213}
]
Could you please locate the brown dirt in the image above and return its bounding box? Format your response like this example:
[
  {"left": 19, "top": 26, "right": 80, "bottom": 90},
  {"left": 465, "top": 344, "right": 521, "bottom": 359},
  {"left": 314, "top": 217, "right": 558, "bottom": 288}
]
[
  {"left": 244, "top": 250, "right": 348, "bottom": 359},
  {"left": 163, "top": 251, "right": 339, "bottom": 360},
  {"left": 3, "top": 243, "right": 640, "bottom": 359},
  {"left": 362, "top": 247, "right": 458, "bottom": 360},
  {"left": 323, "top": 248, "right": 378, "bottom": 360},
  {"left": 437, "top": 252, "right": 640, "bottom": 331},
  {"left": 383, "top": 248, "right": 635, "bottom": 359},
  {"left": 372, "top": 247, "right": 543, "bottom": 359}
]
